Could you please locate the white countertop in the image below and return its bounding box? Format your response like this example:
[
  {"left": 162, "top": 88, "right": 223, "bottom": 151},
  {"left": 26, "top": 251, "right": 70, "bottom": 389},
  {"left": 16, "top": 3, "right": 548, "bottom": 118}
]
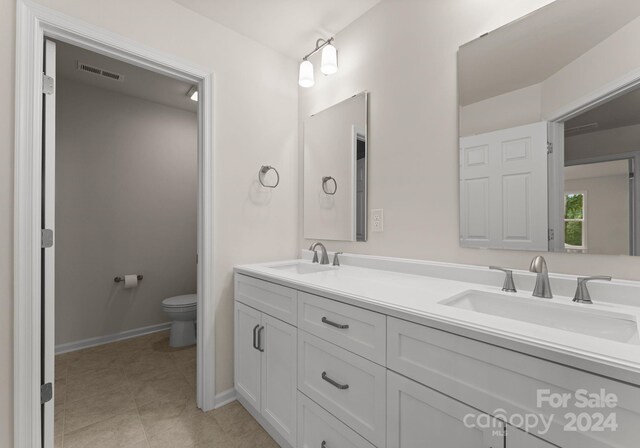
[{"left": 235, "top": 257, "right": 640, "bottom": 386}]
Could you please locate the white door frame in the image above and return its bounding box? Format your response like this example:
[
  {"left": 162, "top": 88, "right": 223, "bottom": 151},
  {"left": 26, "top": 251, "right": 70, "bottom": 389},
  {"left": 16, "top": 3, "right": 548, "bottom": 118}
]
[
  {"left": 546, "top": 65, "right": 640, "bottom": 257},
  {"left": 14, "top": 1, "right": 216, "bottom": 446}
]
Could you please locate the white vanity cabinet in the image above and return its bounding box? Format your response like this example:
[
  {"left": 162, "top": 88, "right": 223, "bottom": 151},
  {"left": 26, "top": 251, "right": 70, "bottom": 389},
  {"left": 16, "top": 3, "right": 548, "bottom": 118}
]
[
  {"left": 234, "top": 272, "right": 640, "bottom": 448},
  {"left": 234, "top": 301, "right": 297, "bottom": 447},
  {"left": 387, "top": 371, "right": 505, "bottom": 448}
]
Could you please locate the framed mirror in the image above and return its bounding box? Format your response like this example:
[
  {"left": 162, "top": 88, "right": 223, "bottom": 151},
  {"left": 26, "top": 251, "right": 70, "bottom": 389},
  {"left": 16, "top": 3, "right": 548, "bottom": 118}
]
[
  {"left": 303, "top": 92, "right": 368, "bottom": 241},
  {"left": 458, "top": 0, "right": 640, "bottom": 256}
]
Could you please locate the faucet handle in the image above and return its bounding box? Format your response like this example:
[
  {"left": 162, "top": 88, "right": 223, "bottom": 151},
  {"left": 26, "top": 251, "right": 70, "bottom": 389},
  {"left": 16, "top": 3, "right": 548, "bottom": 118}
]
[
  {"left": 332, "top": 252, "right": 343, "bottom": 266},
  {"left": 573, "top": 276, "right": 612, "bottom": 304},
  {"left": 489, "top": 266, "right": 517, "bottom": 293},
  {"left": 311, "top": 250, "right": 319, "bottom": 264}
]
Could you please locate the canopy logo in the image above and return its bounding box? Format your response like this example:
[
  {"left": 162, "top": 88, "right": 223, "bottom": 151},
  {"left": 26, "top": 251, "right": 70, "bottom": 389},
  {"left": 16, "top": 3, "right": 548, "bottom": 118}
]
[{"left": 463, "top": 388, "right": 618, "bottom": 436}]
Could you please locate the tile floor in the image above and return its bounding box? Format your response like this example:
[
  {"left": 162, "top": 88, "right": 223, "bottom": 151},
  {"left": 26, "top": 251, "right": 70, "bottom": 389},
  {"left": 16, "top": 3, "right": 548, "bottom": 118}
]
[{"left": 54, "top": 331, "right": 277, "bottom": 448}]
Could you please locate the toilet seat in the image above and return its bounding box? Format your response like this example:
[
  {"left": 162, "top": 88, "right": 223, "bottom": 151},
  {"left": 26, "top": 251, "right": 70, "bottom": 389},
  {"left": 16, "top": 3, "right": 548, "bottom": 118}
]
[{"left": 162, "top": 294, "right": 197, "bottom": 308}]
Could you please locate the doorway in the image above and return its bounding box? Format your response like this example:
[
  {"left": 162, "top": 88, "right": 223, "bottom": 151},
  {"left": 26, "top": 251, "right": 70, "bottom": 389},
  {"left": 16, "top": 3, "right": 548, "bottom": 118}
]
[
  {"left": 51, "top": 39, "right": 199, "bottom": 446},
  {"left": 14, "top": 2, "right": 216, "bottom": 446}
]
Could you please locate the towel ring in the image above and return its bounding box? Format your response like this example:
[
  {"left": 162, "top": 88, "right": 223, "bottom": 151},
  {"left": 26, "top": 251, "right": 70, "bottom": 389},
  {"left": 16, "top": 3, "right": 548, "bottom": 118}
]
[
  {"left": 322, "top": 176, "right": 337, "bottom": 195},
  {"left": 259, "top": 165, "right": 280, "bottom": 188}
]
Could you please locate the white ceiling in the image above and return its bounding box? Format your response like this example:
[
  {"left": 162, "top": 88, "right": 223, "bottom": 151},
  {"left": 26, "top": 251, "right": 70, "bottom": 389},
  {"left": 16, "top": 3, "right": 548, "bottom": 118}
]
[
  {"left": 171, "top": 0, "right": 383, "bottom": 59},
  {"left": 459, "top": 0, "right": 640, "bottom": 106},
  {"left": 56, "top": 41, "right": 198, "bottom": 113}
]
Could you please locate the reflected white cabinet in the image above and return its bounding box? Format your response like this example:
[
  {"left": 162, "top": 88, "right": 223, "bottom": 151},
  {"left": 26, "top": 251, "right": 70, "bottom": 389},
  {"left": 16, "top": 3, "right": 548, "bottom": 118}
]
[
  {"left": 387, "top": 371, "right": 505, "bottom": 448},
  {"left": 235, "top": 301, "right": 297, "bottom": 446}
]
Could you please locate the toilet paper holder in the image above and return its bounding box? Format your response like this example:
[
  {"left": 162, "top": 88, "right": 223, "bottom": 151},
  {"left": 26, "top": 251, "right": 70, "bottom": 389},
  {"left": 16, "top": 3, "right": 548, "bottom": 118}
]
[{"left": 114, "top": 275, "right": 144, "bottom": 283}]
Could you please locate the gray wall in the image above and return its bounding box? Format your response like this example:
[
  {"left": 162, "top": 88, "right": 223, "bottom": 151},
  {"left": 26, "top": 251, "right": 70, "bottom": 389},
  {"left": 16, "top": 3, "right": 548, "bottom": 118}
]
[{"left": 55, "top": 79, "right": 197, "bottom": 346}]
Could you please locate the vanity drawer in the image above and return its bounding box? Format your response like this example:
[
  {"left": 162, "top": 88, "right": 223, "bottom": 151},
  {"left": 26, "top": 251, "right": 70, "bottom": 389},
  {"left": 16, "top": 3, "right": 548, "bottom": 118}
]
[
  {"left": 298, "top": 331, "right": 386, "bottom": 447},
  {"left": 235, "top": 274, "right": 297, "bottom": 325},
  {"left": 297, "top": 392, "right": 375, "bottom": 448},
  {"left": 387, "top": 317, "right": 640, "bottom": 448},
  {"left": 298, "top": 292, "right": 386, "bottom": 365}
]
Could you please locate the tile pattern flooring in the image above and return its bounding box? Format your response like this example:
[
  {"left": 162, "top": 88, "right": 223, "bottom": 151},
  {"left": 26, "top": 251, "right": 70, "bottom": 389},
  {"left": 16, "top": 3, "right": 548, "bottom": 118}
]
[{"left": 55, "top": 331, "right": 278, "bottom": 448}]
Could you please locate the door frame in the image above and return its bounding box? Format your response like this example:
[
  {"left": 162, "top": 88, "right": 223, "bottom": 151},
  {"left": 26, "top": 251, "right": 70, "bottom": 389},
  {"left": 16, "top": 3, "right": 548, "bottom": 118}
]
[
  {"left": 547, "top": 67, "right": 640, "bottom": 258},
  {"left": 14, "top": 1, "right": 216, "bottom": 446}
]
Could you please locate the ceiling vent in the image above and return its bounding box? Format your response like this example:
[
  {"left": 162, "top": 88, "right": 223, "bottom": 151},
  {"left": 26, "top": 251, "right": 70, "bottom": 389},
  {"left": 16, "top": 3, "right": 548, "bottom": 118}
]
[{"left": 77, "top": 61, "right": 124, "bottom": 82}]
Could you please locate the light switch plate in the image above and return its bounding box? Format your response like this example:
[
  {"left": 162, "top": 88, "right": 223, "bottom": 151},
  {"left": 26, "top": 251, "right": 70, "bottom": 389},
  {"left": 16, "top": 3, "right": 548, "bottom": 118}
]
[{"left": 371, "top": 209, "right": 384, "bottom": 232}]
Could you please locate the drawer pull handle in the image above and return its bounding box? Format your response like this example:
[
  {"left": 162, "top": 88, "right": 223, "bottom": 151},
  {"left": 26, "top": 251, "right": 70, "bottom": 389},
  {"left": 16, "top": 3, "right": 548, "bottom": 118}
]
[
  {"left": 321, "top": 442, "right": 327, "bottom": 448},
  {"left": 322, "top": 371, "right": 349, "bottom": 390},
  {"left": 252, "top": 325, "right": 260, "bottom": 350},
  {"left": 321, "top": 317, "right": 349, "bottom": 330}
]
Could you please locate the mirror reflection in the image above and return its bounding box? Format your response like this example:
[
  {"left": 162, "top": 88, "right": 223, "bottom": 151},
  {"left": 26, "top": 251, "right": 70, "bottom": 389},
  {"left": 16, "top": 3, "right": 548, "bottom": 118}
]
[
  {"left": 458, "top": 0, "right": 640, "bottom": 255},
  {"left": 303, "top": 92, "right": 368, "bottom": 242}
]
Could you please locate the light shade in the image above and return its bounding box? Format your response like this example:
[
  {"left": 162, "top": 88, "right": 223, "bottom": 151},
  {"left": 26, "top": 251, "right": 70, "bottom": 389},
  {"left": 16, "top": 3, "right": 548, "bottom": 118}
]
[
  {"left": 321, "top": 44, "right": 338, "bottom": 75},
  {"left": 190, "top": 91, "right": 198, "bottom": 101},
  {"left": 298, "top": 59, "right": 314, "bottom": 88}
]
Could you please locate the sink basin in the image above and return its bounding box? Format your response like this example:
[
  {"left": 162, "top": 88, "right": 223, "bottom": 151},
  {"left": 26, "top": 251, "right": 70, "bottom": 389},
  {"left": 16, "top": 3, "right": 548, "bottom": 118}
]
[
  {"left": 441, "top": 290, "right": 640, "bottom": 345},
  {"left": 267, "top": 261, "right": 338, "bottom": 275}
]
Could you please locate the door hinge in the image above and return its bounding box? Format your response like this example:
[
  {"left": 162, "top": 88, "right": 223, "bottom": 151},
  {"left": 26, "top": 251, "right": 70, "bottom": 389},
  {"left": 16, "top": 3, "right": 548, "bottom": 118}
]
[
  {"left": 41, "top": 229, "right": 53, "bottom": 248},
  {"left": 41, "top": 382, "right": 53, "bottom": 404},
  {"left": 547, "top": 142, "right": 553, "bottom": 154},
  {"left": 548, "top": 229, "right": 555, "bottom": 241},
  {"left": 42, "top": 74, "right": 55, "bottom": 95}
]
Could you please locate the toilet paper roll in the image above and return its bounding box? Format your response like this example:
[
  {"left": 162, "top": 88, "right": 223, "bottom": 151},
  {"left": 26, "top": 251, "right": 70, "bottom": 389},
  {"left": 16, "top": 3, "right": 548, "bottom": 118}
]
[{"left": 124, "top": 274, "right": 138, "bottom": 289}]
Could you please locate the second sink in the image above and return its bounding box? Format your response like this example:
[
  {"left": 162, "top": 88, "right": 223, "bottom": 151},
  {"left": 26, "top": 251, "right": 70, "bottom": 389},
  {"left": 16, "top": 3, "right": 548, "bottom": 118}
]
[{"left": 440, "top": 290, "right": 640, "bottom": 345}]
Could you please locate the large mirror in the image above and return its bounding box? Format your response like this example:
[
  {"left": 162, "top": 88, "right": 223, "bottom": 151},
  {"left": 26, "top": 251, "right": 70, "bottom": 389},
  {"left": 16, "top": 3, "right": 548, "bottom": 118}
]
[
  {"left": 458, "top": 0, "right": 640, "bottom": 255},
  {"left": 304, "top": 92, "right": 368, "bottom": 241}
]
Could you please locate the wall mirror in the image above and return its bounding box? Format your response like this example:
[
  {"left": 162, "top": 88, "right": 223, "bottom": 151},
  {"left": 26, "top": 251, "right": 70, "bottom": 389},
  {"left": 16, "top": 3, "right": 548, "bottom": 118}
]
[
  {"left": 304, "top": 92, "right": 368, "bottom": 241},
  {"left": 458, "top": 0, "right": 640, "bottom": 256}
]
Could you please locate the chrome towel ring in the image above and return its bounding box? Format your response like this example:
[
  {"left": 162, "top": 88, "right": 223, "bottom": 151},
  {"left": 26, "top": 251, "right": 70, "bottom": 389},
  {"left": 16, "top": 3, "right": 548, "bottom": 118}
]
[
  {"left": 322, "top": 176, "right": 337, "bottom": 195},
  {"left": 259, "top": 165, "right": 280, "bottom": 188}
]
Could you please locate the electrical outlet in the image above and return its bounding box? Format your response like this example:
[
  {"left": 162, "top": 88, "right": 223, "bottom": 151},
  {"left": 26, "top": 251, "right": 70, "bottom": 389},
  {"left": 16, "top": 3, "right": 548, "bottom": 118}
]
[{"left": 371, "top": 209, "right": 384, "bottom": 232}]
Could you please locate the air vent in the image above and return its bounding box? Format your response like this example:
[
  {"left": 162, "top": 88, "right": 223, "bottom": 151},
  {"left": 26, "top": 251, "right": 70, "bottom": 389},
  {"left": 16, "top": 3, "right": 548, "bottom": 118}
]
[{"left": 77, "top": 61, "right": 124, "bottom": 82}]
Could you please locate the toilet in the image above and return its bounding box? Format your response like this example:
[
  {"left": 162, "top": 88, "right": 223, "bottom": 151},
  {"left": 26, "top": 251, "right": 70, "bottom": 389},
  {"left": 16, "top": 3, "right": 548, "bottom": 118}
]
[{"left": 162, "top": 294, "right": 197, "bottom": 347}]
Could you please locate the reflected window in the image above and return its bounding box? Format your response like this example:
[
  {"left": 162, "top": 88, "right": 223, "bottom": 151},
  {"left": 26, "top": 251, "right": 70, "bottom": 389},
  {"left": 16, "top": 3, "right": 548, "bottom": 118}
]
[{"left": 565, "top": 192, "right": 586, "bottom": 251}]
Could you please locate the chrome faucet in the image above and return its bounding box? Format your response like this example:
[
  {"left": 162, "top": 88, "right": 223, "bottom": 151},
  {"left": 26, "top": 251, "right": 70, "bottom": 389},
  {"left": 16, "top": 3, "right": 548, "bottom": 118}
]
[
  {"left": 489, "top": 266, "right": 517, "bottom": 292},
  {"left": 309, "top": 242, "right": 330, "bottom": 265},
  {"left": 573, "top": 276, "right": 612, "bottom": 304},
  {"left": 332, "top": 252, "right": 343, "bottom": 266},
  {"left": 529, "top": 256, "right": 552, "bottom": 298}
]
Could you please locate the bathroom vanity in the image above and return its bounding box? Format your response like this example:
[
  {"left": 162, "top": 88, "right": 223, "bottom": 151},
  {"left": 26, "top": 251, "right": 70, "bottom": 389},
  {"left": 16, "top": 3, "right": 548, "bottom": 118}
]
[{"left": 234, "top": 254, "right": 640, "bottom": 448}]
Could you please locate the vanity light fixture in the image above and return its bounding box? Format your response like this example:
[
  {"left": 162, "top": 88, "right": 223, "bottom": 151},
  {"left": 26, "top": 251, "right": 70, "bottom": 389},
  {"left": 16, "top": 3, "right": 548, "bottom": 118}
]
[
  {"left": 186, "top": 85, "right": 198, "bottom": 101},
  {"left": 298, "top": 37, "right": 338, "bottom": 88}
]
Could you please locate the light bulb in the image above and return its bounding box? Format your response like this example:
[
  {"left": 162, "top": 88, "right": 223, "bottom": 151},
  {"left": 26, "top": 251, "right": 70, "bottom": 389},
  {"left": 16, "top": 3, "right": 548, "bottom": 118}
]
[
  {"left": 298, "top": 60, "right": 314, "bottom": 88},
  {"left": 321, "top": 44, "right": 338, "bottom": 75}
]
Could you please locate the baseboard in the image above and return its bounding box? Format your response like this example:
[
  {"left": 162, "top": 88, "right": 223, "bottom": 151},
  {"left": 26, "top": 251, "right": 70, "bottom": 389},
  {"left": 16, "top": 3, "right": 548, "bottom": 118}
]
[
  {"left": 55, "top": 322, "right": 172, "bottom": 354},
  {"left": 214, "top": 388, "right": 237, "bottom": 409}
]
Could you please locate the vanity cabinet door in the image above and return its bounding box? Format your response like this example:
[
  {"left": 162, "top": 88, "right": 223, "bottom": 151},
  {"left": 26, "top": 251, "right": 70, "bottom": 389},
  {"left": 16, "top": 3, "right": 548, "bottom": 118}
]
[
  {"left": 261, "top": 314, "right": 297, "bottom": 446},
  {"left": 506, "top": 426, "right": 555, "bottom": 448},
  {"left": 387, "top": 371, "right": 505, "bottom": 448},
  {"left": 235, "top": 302, "right": 262, "bottom": 412}
]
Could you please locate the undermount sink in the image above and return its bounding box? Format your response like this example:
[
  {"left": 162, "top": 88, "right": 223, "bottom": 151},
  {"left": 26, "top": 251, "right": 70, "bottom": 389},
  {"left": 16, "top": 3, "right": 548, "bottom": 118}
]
[
  {"left": 441, "top": 290, "right": 640, "bottom": 345},
  {"left": 267, "top": 261, "right": 338, "bottom": 275}
]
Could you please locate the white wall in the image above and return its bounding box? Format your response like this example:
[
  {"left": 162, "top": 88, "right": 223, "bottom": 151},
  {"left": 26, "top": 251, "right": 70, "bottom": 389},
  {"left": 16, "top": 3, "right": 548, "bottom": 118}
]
[
  {"left": 299, "top": 0, "right": 640, "bottom": 283},
  {"left": 565, "top": 172, "right": 630, "bottom": 256},
  {"left": 460, "top": 83, "right": 542, "bottom": 137},
  {"left": 460, "top": 14, "right": 640, "bottom": 136},
  {"left": 55, "top": 79, "right": 197, "bottom": 345},
  {"left": 1, "top": 0, "right": 299, "bottom": 444}
]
